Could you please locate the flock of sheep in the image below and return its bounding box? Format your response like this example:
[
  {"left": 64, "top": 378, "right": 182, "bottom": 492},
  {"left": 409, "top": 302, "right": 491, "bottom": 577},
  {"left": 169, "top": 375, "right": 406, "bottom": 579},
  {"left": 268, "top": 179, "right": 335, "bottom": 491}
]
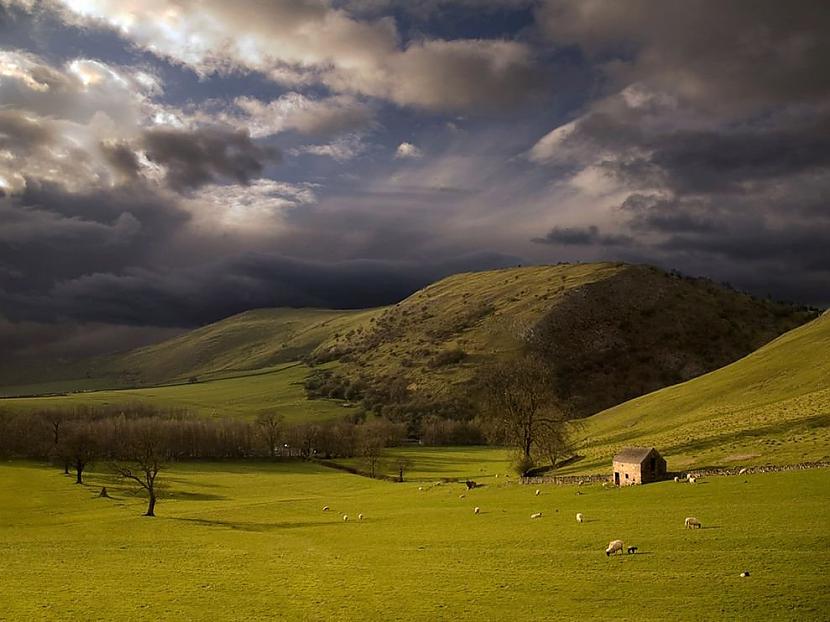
[{"left": 322, "top": 474, "right": 709, "bottom": 559}]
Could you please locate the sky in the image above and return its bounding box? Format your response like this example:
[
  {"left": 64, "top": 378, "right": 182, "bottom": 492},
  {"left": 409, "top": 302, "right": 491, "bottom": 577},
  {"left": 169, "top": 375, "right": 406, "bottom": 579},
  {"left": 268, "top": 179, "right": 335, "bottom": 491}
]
[{"left": 1, "top": 0, "right": 828, "bottom": 359}]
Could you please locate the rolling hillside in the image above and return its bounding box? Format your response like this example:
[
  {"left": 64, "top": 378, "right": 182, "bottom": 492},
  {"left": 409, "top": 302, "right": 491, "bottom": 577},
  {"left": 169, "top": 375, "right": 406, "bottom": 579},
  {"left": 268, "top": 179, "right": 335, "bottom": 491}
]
[
  {"left": 308, "top": 263, "right": 814, "bottom": 420},
  {"left": 569, "top": 311, "right": 830, "bottom": 472},
  {"left": 0, "top": 308, "right": 380, "bottom": 396}
]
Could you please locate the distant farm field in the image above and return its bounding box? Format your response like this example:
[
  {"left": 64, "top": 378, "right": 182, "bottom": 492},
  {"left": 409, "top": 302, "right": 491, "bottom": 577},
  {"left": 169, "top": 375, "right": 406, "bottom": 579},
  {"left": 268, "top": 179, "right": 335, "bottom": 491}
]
[
  {"left": 0, "top": 363, "right": 344, "bottom": 422},
  {"left": 1, "top": 459, "right": 828, "bottom": 621}
]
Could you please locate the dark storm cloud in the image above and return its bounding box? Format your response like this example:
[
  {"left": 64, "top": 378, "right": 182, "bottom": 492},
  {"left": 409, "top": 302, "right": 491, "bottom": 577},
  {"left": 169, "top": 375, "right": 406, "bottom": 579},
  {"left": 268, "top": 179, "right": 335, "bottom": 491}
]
[
  {"left": 0, "top": 180, "right": 190, "bottom": 290},
  {"left": 2, "top": 251, "right": 521, "bottom": 327},
  {"left": 142, "top": 127, "right": 280, "bottom": 191},
  {"left": 619, "top": 195, "right": 719, "bottom": 234},
  {"left": 532, "top": 225, "right": 631, "bottom": 247},
  {"left": 537, "top": 0, "right": 830, "bottom": 113},
  {"left": 99, "top": 140, "right": 141, "bottom": 181}
]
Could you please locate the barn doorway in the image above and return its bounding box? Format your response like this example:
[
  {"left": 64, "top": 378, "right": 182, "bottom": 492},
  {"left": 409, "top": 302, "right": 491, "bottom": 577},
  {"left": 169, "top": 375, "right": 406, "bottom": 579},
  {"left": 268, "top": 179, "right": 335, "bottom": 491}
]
[{"left": 614, "top": 472, "right": 620, "bottom": 485}]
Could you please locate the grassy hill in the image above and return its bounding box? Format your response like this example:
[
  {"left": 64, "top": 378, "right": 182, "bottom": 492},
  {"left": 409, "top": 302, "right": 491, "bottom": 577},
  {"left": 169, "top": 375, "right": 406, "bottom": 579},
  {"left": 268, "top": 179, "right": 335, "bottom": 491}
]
[
  {"left": 2, "top": 460, "right": 828, "bottom": 620},
  {"left": 308, "top": 263, "right": 814, "bottom": 420},
  {"left": 569, "top": 311, "right": 830, "bottom": 472}
]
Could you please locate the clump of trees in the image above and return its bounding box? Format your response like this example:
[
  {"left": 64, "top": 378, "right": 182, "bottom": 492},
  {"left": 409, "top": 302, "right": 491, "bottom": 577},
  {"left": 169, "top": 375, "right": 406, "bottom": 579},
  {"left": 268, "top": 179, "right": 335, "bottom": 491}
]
[{"left": 0, "top": 404, "right": 410, "bottom": 515}]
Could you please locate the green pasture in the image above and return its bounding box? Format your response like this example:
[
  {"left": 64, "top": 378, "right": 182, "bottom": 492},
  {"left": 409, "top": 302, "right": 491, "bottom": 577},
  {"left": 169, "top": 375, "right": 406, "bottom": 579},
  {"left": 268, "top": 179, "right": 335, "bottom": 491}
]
[
  {"left": 1, "top": 458, "right": 828, "bottom": 621},
  {"left": 0, "top": 363, "right": 344, "bottom": 422}
]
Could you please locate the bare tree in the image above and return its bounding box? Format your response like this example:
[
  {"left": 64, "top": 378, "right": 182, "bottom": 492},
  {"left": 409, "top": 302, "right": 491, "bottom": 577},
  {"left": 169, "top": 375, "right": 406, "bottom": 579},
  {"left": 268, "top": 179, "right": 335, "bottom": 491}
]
[
  {"left": 395, "top": 456, "right": 413, "bottom": 482},
  {"left": 60, "top": 421, "right": 100, "bottom": 484},
  {"left": 255, "top": 412, "right": 284, "bottom": 458},
  {"left": 480, "top": 354, "right": 571, "bottom": 475},
  {"left": 112, "top": 419, "right": 171, "bottom": 517}
]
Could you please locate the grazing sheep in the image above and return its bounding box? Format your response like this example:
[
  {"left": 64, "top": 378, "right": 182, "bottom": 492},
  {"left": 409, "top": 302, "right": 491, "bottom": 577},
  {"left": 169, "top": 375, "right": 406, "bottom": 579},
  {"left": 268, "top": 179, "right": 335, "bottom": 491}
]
[
  {"left": 740, "top": 571, "right": 750, "bottom": 577},
  {"left": 576, "top": 512, "right": 584, "bottom": 524},
  {"left": 673, "top": 476, "right": 680, "bottom": 482},
  {"left": 684, "top": 516, "right": 702, "bottom": 529},
  {"left": 535, "top": 489, "right": 541, "bottom": 496},
  {"left": 627, "top": 546, "right": 638, "bottom": 554},
  {"left": 322, "top": 506, "right": 329, "bottom": 512},
  {"left": 688, "top": 476, "right": 697, "bottom": 484},
  {"left": 459, "top": 494, "right": 466, "bottom": 499},
  {"left": 342, "top": 514, "right": 349, "bottom": 522},
  {"left": 739, "top": 468, "right": 748, "bottom": 475},
  {"left": 358, "top": 513, "right": 364, "bottom": 520},
  {"left": 474, "top": 507, "right": 481, "bottom": 514},
  {"left": 418, "top": 486, "right": 424, "bottom": 491},
  {"left": 605, "top": 540, "right": 624, "bottom": 556},
  {"left": 530, "top": 512, "right": 542, "bottom": 519}
]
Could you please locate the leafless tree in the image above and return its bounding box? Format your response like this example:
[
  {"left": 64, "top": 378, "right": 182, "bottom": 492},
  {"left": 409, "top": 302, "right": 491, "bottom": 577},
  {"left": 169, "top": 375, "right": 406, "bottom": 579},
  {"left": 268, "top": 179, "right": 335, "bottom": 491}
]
[
  {"left": 395, "top": 456, "right": 414, "bottom": 482},
  {"left": 60, "top": 421, "right": 100, "bottom": 484},
  {"left": 111, "top": 419, "right": 171, "bottom": 517},
  {"left": 480, "top": 354, "right": 572, "bottom": 475},
  {"left": 255, "top": 412, "right": 284, "bottom": 458}
]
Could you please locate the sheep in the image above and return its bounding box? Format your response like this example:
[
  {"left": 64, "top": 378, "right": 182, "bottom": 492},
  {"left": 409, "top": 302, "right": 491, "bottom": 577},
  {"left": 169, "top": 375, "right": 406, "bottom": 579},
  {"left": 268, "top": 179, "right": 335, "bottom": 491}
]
[
  {"left": 459, "top": 494, "right": 466, "bottom": 499},
  {"left": 605, "top": 540, "right": 624, "bottom": 556},
  {"left": 322, "top": 505, "right": 329, "bottom": 512},
  {"left": 342, "top": 514, "right": 349, "bottom": 522},
  {"left": 688, "top": 476, "right": 697, "bottom": 484},
  {"left": 740, "top": 571, "right": 750, "bottom": 578},
  {"left": 530, "top": 512, "right": 543, "bottom": 519},
  {"left": 576, "top": 512, "right": 584, "bottom": 524},
  {"left": 418, "top": 486, "right": 424, "bottom": 491},
  {"left": 474, "top": 506, "right": 481, "bottom": 514},
  {"left": 535, "top": 489, "right": 541, "bottom": 496},
  {"left": 684, "top": 516, "right": 702, "bottom": 529},
  {"left": 358, "top": 513, "right": 364, "bottom": 520},
  {"left": 627, "top": 546, "right": 638, "bottom": 555},
  {"left": 739, "top": 468, "right": 748, "bottom": 475},
  {"left": 673, "top": 476, "right": 680, "bottom": 482}
]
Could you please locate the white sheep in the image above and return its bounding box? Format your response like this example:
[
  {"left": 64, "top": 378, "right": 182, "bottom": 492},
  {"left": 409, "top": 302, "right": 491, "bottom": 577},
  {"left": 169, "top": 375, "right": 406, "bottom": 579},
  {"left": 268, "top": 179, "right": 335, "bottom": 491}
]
[
  {"left": 684, "top": 516, "right": 702, "bottom": 529},
  {"left": 474, "top": 506, "right": 481, "bottom": 514},
  {"left": 530, "top": 512, "right": 542, "bottom": 519},
  {"left": 739, "top": 468, "right": 748, "bottom": 475},
  {"left": 673, "top": 476, "right": 680, "bottom": 482},
  {"left": 342, "top": 514, "right": 349, "bottom": 522},
  {"left": 418, "top": 486, "right": 424, "bottom": 491},
  {"left": 605, "top": 539, "right": 624, "bottom": 556},
  {"left": 322, "top": 505, "right": 329, "bottom": 512},
  {"left": 459, "top": 494, "right": 466, "bottom": 499},
  {"left": 358, "top": 513, "right": 364, "bottom": 520},
  {"left": 688, "top": 476, "right": 697, "bottom": 484},
  {"left": 576, "top": 512, "right": 584, "bottom": 524},
  {"left": 535, "top": 489, "right": 541, "bottom": 496}
]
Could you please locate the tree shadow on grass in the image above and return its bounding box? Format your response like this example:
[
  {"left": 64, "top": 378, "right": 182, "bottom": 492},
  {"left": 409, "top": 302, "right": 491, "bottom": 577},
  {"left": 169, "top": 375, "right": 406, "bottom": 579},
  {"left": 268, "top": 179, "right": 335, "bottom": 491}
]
[{"left": 172, "top": 517, "right": 335, "bottom": 532}]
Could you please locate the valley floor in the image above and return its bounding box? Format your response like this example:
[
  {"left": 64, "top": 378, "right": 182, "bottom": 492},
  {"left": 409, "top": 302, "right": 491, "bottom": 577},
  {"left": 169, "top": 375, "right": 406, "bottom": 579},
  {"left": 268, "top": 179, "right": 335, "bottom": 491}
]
[{"left": 1, "top": 458, "right": 828, "bottom": 621}]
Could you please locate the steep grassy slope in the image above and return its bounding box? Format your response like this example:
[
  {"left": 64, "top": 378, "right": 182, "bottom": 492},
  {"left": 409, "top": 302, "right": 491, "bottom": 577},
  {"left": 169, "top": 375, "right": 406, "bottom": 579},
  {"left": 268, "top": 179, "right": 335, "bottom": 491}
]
[
  {"left": 2, "top": 461, "right": 828, "bottom": 620},
  {"left": 309, "top": 263, "right": 814, "bottom": 419},
  {"left": 0, "top": 363, "right": 345, "bottom": 422},
  {"left": 0, "top": 308, "right": 380, "bottom": 396},
  {"left": 569, "top": 312, "right": 830, "bottom": 472}
]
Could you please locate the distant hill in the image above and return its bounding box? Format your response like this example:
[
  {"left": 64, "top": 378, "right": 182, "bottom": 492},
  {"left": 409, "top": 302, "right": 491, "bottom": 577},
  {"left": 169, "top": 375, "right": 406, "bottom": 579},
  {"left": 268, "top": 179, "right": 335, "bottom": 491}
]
[{"left": 570, "top": 311, "right": 830, "bottom": 472}]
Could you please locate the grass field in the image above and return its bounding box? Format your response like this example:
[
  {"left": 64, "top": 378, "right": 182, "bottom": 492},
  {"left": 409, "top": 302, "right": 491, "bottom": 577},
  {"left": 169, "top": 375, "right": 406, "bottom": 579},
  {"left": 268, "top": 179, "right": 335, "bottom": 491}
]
[
  {"left": 0, "top": 363, "right": 345, "bottom": 422},
  {"left": 569, "top": 312, "right": 830, "bottom": 473},
  {"left": 1, "top": 459, "right": 828, "bottom": 621}
]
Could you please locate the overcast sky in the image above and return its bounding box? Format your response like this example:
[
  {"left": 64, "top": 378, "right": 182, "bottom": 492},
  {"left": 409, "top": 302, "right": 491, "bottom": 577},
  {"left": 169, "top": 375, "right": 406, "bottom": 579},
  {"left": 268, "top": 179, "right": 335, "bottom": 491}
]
[{"left": 1, "top": 0, "right": 828, "bottom": 356}]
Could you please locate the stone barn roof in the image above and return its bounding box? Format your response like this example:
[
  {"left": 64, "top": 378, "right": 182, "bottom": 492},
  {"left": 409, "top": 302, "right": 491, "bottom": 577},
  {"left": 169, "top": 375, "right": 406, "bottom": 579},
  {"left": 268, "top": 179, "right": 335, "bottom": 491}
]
[{"left": 613, "top": 447, "right": 658, "bottom": 464}]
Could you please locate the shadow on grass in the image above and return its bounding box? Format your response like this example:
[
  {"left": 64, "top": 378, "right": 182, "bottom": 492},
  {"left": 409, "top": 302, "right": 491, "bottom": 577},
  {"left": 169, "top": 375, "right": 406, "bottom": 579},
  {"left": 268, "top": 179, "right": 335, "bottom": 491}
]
[{"left": 172, "top": 517, "right": 335, "bottom": 532}]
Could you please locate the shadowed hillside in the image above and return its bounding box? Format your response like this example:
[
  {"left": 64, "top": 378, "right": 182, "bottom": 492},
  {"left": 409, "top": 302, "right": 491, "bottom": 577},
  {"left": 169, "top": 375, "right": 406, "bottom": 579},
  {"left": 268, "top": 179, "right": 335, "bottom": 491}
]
[{"left": 569, "top": 311, "right": 830, "bottom": 472}]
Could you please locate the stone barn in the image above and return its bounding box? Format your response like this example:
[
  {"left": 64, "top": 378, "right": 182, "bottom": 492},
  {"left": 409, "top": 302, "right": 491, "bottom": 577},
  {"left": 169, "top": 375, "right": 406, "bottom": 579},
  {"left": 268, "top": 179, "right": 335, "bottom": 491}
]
[{"left": 612, "top": 447, "right": 667, "bottom": 486}]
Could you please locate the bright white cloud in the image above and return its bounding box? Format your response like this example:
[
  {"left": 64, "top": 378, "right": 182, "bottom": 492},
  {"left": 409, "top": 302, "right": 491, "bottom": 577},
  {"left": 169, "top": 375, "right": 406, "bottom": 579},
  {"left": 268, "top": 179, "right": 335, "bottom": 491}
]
[{"left": 395, "top": 142, "right": 423, "bottom": 159}]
